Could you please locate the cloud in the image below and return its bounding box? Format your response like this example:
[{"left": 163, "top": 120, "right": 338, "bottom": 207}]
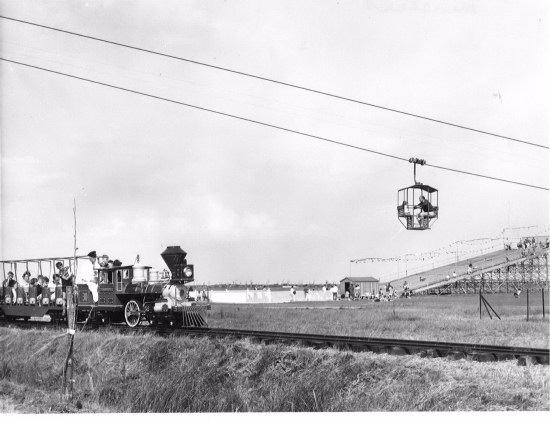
[{"left": 201, "top": 195, "right": 277, "bottom": 240}]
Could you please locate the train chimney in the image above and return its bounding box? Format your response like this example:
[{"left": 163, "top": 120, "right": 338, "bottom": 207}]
[{"left": 161, "top": 246, "right": 194, "bottom": 283}]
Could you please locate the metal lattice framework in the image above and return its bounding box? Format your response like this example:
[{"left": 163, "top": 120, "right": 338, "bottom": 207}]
[{"left": 415, "top": 250, "right": 549, "bottom": 295}]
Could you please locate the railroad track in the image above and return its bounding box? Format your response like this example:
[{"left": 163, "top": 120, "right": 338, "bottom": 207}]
[
  {"left": 2, "top": 320, "right": 548, "bottom": 365},
  {"left": 164, "top": 327, "right": 549, "bottom": 365}
]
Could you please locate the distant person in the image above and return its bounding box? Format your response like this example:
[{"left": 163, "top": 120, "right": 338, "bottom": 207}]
[
  {"left": 467, "top": 263, "right": 473, "bottom": 275},
  {"left": 414, "top": 195, "right": 436, "bottom": 226},
  {"left": 331, "top": 285, "right": 338, "bottom": 300},
  {"left": 513, "top": 288, "right": 521, "bottom": 298},
  {"left": 290, "top": 286, "right": 296, "bottom": 302}
]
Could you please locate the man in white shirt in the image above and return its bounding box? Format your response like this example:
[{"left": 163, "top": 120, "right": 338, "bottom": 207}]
[
  {"left": 77, "top": 251, "right": 99, "bottom": 303},
  {"left": 331, "top": 285, "right": 338, "bottom": 300}
]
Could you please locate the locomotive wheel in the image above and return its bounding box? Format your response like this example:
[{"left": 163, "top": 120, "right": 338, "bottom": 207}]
[{"left": 124, "top": 300, "right": 141, "bottom": 328}]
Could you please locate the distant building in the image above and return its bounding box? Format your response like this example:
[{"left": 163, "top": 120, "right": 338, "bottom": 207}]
[{"left": 338, "top": 277, "right": 379, "bottom": 298}]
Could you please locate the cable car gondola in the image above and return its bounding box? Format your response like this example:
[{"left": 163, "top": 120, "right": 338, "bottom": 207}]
[{"left": 397, "top": 158, "right": 438, "bottom": 230}]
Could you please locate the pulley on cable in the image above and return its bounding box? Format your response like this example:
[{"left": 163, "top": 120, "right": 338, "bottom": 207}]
[{"left": 397, "top": 158, "right": 438, "bottom": 230}]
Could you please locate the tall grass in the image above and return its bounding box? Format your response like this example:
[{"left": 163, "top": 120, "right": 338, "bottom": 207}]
[{"left": 0, "top": 327, "right": 548, "bottom": 412}]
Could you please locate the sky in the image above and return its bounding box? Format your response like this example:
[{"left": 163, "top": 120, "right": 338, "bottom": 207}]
[{"left": 0, "top": 0, "right": 548, "bottom": 284}]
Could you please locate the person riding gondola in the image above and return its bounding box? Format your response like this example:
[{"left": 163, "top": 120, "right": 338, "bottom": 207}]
[{"left": 414, "top": 195, "right": 436, "bottom": 227}]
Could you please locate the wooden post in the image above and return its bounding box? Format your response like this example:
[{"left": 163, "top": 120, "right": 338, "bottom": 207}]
[
  {"left": 542, "top": 288, "right": 545, "bottom": 319},
  {"left": 63, "top": 199, "right": 78, "bottom": 400},
  {"left": 64, "top": 285, "right": 76, "bottom": 399},
  {"left": 479, "top": 289, "right": 482, "bottom": 320},
  {"left": 526, "top": 288, "right": 529, "bottom": 322}
]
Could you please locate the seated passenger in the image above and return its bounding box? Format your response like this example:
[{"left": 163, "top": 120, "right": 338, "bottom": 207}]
[
  {"left": 3, "top": 271, "right": 15, "bottom": 288},
  {"left": 414, "top": 195, "right": 436, "bottom": 226},
  {"left": 29, "top": 278, "right": 38, "bottom": 305},
  {"left": 99, "top": 255, "right": 109, "bottom": 268},
  {"left": 52, "top": 275, "right": 64, "bottom": 305},
  {"left": 35, "top": 277, "right": 43, "bottom": 302},
  {"left": 40, "top": 276, "right": 50, "bottom": 304},
  {"left": 48, "top": 275, "right": 58, "bottom": 300},
  {"left": 401, "top": 200, "right": 412, "bottom": 216},
  {"left": 4, "top": 271, "right": 16, "bottom": 304},
  {"left": 21, "top": 271, "right": 31, "bottom": 301}
]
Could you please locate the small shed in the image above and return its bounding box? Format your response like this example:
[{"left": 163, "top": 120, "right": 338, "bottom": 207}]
[{"left": 339, "top": 277, "right": 380, "bottom": 298}]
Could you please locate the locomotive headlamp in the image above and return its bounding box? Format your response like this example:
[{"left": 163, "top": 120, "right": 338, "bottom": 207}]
[{"left": 184, "top": 266, "right": 193, "bottom": 277}]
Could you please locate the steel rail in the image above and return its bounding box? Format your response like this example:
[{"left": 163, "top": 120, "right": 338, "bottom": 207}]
[
  {"left": 1, "top": 319, "right": 548, "bottom": 364},
  {"left": 163, "top": 327, "right": 548, "bottom": 364}
]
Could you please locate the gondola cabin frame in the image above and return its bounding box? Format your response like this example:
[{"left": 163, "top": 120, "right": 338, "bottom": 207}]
[{"left": 397, "top": 183, "right": 438, "bottom": 230}]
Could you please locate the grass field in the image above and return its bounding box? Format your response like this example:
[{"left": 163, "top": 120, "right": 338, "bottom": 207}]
[
  {"left": 208, "top": 293, "right": 550, "bottom": 348},
  {"left": 1, "top": 293, "right": 548, "bottom": 413},
  {"left": 0, "top": 327, "right": 549, "bottom": 412}
]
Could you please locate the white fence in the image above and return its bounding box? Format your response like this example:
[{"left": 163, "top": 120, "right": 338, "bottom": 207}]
[{"left": 209, "top": 289, "right": 334, "bottom": 304}]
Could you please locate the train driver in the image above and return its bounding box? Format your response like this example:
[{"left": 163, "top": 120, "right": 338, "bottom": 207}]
[{"left": 76, "top": 250, "right": 99, "bottom": 304}]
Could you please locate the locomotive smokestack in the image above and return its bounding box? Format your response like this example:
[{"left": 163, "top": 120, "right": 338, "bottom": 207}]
[{"left": 161, "top": 246, "right": 194, "bottom": 283}]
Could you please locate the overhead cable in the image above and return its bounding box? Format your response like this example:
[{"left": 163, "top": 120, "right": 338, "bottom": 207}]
[
  {"left": 1, "top": 57, "right": 547, "bottom": 192},
  {"left": 0, "top": 15, "right": 547, "bottom": 150}
]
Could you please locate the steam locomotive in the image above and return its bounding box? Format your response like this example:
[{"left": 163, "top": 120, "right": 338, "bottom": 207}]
[{"left": 0, "top": 246, "right": 209, "bottom": 328}]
